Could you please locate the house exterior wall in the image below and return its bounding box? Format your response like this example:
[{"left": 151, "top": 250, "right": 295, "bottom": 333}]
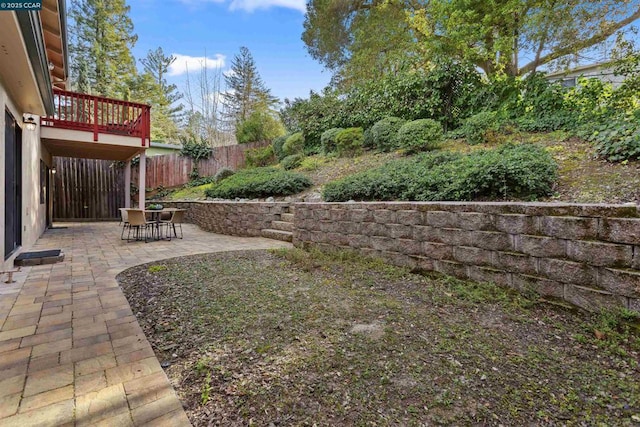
[
  {"left": 1, "top": 80, "right": 51, "bottom": 270},
  {"left": 547, "top": 64, "right": 626, "bottom": 88}
]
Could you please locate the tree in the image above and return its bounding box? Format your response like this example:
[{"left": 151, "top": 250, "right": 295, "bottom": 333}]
[
  {"left": 223, "top": 47, "right": 278, "bottom": 125},
  {"left": 181, "top": 57, "right": 235, "bottom": 146},
  {"left": 69, "top": 0, "right": 138, "bottom": 97},
  {"left": 303, "top": 0, "right": 640, "bottom": 79},
  {"left": 139, "top": 48, "right": 183, "bottom": 142},
  {"left": 302, "top": 0, "right": 420, "bottom": 87}
]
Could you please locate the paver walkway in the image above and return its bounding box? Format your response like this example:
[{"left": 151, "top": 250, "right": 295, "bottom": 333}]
[{"left": 0, "top": 222, "right": 291, "bottom": 426}]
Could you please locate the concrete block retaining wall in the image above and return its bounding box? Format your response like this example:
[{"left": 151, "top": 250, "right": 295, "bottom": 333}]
[
  {"left": 160, "top": 201, "right": 291, "bottom": 237},
  {"left": 163, "top": 200, "right": 640, "bottom": 312}
]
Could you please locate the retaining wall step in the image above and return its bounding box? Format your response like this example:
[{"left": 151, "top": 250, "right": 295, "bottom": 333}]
[
  {"left": 272, "top": 220, "right": 294, "bottom": 232},
  {"left": 261, "top": 229, "right": 293, "bottom": 242},
  {"left": 280, "top": 213, "right": 294, "bottom": 223}
]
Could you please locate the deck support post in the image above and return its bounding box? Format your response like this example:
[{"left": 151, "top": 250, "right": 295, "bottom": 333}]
[
  {"left": 138, "top": 151, "right": 146, "bottom": 209},
  {"left": 124, "top": 160, "right": 131, "bottom": 208}
]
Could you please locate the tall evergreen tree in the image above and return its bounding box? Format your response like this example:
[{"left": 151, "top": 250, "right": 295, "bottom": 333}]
[
  {"left": 223, "top": 47, "right": 278, "bottom": 125},
  {"left": 139, "top": 47, "right": 183, "bottom": 142},
  {"left": 69, "top": 0, "right": 138, "bottom": 98}
]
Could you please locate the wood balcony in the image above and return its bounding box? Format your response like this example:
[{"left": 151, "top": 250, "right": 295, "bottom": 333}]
[{"left": 40, "top": 89, "right": 151, "bottom": 161}]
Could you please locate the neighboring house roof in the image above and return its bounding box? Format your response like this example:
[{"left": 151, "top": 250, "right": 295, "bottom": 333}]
[
  {"left": 545, "top": 61, "right": 615, "bottom": 79},
  {"left": 150, "top": 141, "right": 183, "bottom": 150}
]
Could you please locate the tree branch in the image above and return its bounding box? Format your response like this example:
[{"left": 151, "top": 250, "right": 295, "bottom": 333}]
[{"left": 519, "top": 6, "right": 640, "bottom": 75}]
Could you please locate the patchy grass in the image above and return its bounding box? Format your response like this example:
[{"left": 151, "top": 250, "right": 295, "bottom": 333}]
[{"left": 117, "top": 249, "right": 640, "bottom": 426}]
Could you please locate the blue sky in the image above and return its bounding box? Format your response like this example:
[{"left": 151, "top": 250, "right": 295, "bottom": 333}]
[{"left": 128, "top": 0, "right": 331, "bottom": 104}]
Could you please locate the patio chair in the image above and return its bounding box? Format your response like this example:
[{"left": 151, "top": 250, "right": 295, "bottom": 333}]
[
  {"left": 125, "top": 209, "right": 154, "bottom": 243},
  {"left": 119, "top": 208, "right": 130, "bottom": 240},
  {"left": 160, "top": 209, "right": 185, "bottom": 240}
]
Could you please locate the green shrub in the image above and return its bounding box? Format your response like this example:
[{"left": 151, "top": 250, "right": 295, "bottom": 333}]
[
  {"left": 579, "top": 116, "right": 640, "bottom": 161},
  {"left": 281, "top": 154, "right": 304, "bottom": 170},
  {"left": 204, "top": 167, "right": 312, "bottom": 199},
  {"left": 214, "top": 168, "right": 235, "bottom": 182},
  {"left": 272, "top": 134, "right": 290, "bottom": 161},
  {"left": 283, "top": 132, "right": 304, "bottom": 156},
  {"left": 363, "top": 127, "right": 375, "bottom": 149},
  {"left": 180, "top": 137, "right": 213, "bottom": 161},
  {"left": 185, "top": 175, "right": 216, "bottom": 188},
  {"left": 245, "top": 145, "right": 276, "bottom": 168},
  {"left": 236, "top": 108, "right": 285, "bottom": 144},
  {"left": 299, "top": 156, "right": 328, "bottom": 171},
  {"left": 323, "top": 144, "right": 557, "bottom": 202},
  {"left": 321, "top": 128, "right": 343, "bottom": 154},
  {"left": 370, "top": 117, "right": 406, "bottom": 152},
  {"left": 463, "top": 111, "right": 499, "bottom": 145},
  {"left": 396, "top": 119, "right": 443, "bottom": 152},
  {"left": 335, "top": 127, "right": 364, "bottom": 157}
]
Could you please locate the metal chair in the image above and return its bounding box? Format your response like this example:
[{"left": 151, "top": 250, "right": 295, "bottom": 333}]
[
  {"left": 119, "top": 208, "right": 130, "bottom": 240},
  {"left": 161, "top": 209, "right": 185, "bottom": 240},
  {"left": 125, "top": 209, "right": 153, "bottom": 242}
]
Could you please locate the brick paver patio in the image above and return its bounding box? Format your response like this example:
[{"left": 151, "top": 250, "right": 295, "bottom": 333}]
[{"left": 0, "top": 222, "right": 291, "bottom": 426}]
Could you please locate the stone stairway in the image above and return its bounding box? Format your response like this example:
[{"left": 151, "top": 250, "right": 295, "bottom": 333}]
[{"left": 261, "top": 206, "right": 294, "bottom": 242}]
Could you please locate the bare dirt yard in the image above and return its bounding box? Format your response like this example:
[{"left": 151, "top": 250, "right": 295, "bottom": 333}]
[{"left": 117, "top": 249, "right": 640, "bottom": 426}]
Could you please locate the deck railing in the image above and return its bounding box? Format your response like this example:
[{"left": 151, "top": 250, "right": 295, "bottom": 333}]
[{"left": 41, "top": 89, "right": 151, "bottom": 146}]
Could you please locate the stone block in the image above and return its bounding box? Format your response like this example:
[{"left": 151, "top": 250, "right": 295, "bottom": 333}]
[
  {"left": 564, "top": 285, "right": 627, "bottom": 312},
  {"left": 373, "top": 209, "right": 396, "bottom": 224},
  {"left": 426, "top": 211, "right": 458, "bottom": 228},
  {"left": 383, "top": 251, "right": 418, "bottom": 269},
  {"left": 599, "top": 218, "right": 640, "bottom": 244},
  {"left": 396, "top": 210, "right": 422, "bottom": 225},
  {"left": 434, "top": 260, "right": 467, "bottom": 279},
  {"left": 457, "top": 212, "right": 495, "bottom": 231},
  {"left": 540, "top": 216, "right": 598, "bottom": 240},
  {"left": 629, "top": 298, "right": 640, "bottom": 312},
  {"left": 511, "top": 274, "right": 564, "bottom": 299},
  {"left": 409, "top": 256, "right": 435, "bottom": 273},
  {"left": 494, "top": 214, "right": 539, "bottom": 235},
  {"left": 467, "top": 266, "right": 512, "bottom": 287},
  {"left": 370, "top": 237, "right": 395, "bottom": 252},
  {"left": 422, "top": 242, "right": 453, "bottom": 260},
  {"left": 388, "top": 224, "right": 412, "bottom": 239},
  {"left": 396, "top": 239, "right": 421, "bottom": 256},
  {"left": 472, "top": 231, "right": 513, "bottom": 251},
  {"left": 434, "top": 228, "right": 473, "bottom": 246},
  {"left": 362, "top": 222, "right": 388, "bottom": 237},
  {"left": 453, "top": 246, "right": 493, "bottom": 265},
  {"left": 598, "top": 267, "right": 640, "bottom": 298},
  {"left": 347, "top": 234, "right": 370, "bottom": 249},
  {"left": 493, "top": 251, "right": 538, "bottom": 275},
  {"left": 349, "top": 209, "right": 373, "bottom": 222},
  {"left": 312, "top": 210, "right": 330, "bottom": 221},
  {"left": 538, "top": 259, "right": 598, "bottom": 286},
  {"left": 413, "top": 225, "right": 435, "bottom": 242},
  {"left": 330, "top": 209, "right": 349, "bottom": 221},
  {"left": 517, "top": 235, "right": 566, "bottom": 258},
  {"left": 567, "top": 240, "right": 633, "bottom": 268}
]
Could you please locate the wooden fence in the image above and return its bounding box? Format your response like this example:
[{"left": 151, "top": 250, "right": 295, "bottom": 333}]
[
  {"left": 53, "top": 157, "right": 125, "bottom": 220},
  {"left": 131, "top": 140, "right": 269, "bottom": 189},
  {"left": 53, "top": 141, "right": 269, "bottom": 219}
]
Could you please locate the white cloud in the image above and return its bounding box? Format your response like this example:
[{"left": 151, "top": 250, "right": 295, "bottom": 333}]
[
  {"left": 168, "top": 53, "right": 226, "bottom": 76},
  {"left": 178, "top": 0, "right": 305, "bottom": 13},
  {"left": 229, "top": 0, "right": 305, "bottom": 13}
]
